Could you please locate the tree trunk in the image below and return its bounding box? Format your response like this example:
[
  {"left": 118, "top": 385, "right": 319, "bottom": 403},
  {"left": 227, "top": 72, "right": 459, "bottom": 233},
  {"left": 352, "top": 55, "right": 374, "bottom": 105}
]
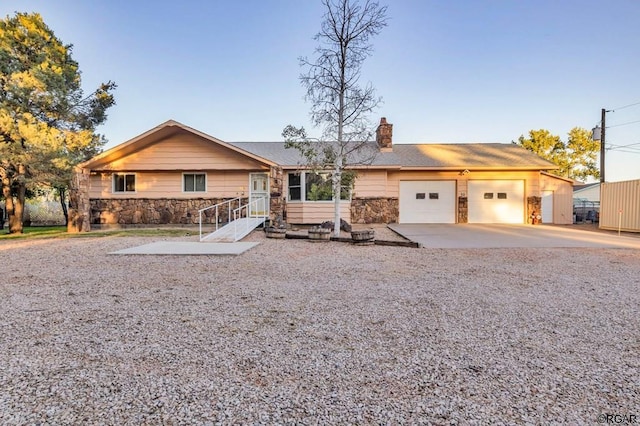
[
  {"left": 8, "top": 165, "right": 27, "bottom": 233},
  {"left": 333, "top": 161, "right": 342, "bottom": 238},
  {"left": 1, "top": 176, "right": 11, "bottom": 232},
  {"left": 9, "top": 191, "right": 25, "bottom": 233},
  {"left": 4, "top": 164, "right": 27, "bottom": 234},
  {"left": 334, "top": 53, "right": 346, "bottom": 238},
  {"left": 58, "top": 187, "right": 69, "bottom": 226}
]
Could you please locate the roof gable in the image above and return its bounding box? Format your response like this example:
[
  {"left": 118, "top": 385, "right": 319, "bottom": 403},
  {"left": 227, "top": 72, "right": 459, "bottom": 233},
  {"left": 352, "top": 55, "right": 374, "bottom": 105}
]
[{"left": 80, "top": 120, "right": 276, "bottom": 170}]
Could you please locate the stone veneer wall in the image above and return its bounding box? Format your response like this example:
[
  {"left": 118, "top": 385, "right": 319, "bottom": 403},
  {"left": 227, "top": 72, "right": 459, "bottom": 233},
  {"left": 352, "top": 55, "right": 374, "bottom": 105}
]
[
  {"left": 527, "top": 196, "right": 542, "bottom": 224},
  {"left": 350, "top": 197, "right": 399, "bottom": 224},
  {"left": 90, "top": 198, "right": 249, "bottom": 225},
  {"left": 68, "top": 168, "right": 91, "bottom": 232},
  {"left": 269, "top": 166, "right": 285, "bottom": 222},
  {"left": 458, "top": 197, "right": 468, "bottom": 223}
]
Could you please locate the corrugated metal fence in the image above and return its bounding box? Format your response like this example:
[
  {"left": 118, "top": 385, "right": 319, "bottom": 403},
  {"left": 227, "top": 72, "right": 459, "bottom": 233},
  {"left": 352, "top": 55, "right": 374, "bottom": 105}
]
[{"left": 600, "top": 179, "right": 640, "bottom": 232}]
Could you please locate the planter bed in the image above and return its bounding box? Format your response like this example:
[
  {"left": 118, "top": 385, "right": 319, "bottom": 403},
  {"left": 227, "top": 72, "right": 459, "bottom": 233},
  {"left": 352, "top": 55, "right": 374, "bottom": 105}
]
[{"left": 284, "top": 233, "right": 421, "bottom": 248}]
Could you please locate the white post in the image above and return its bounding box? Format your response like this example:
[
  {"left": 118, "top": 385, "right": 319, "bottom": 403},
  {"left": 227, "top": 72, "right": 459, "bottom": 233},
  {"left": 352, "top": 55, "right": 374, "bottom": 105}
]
[
  {"left": 234, "top": 209, "right": 238, "bottom": 240},
  {"left": 618, "top": 209, "right": 623, "bottom": 236}
]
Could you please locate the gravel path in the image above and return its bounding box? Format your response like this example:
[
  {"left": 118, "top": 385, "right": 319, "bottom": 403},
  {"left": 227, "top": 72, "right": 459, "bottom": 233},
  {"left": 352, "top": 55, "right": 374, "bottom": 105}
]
[{"left": 1, "top": 231, "right": 639, "bottom": 425}]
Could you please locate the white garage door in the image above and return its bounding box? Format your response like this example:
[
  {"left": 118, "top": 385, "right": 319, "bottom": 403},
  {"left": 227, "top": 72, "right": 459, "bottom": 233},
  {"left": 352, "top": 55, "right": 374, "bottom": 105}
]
[
  {"left": 399, "top": 181, "right": 456, "bottom": 223},
  {"left": 468, "top": 180, "right": 524, "bottom": 223}
]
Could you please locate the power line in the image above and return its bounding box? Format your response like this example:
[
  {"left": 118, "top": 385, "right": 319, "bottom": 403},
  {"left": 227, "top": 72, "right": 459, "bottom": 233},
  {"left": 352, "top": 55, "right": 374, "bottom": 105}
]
[
  {"left": 607, "top": 119, "right": 640, "bottom": 128},
  {"left": 611, "top": 100, "right": 640, "bottom": 111},
  {"left": 606, "top": 142, "right": 640, "bottom": 153},
  {"left": 609, "top": 149, "right": 640, "bottom": 155},
  {"left": 607, "top": 141, "right": 640, "bottom": 149},
  {"left": 608, "top": 147, "right": 640, "bottom": 153},
  {"left": 606, "top": 149, "right": 640, "bottom": 154}
]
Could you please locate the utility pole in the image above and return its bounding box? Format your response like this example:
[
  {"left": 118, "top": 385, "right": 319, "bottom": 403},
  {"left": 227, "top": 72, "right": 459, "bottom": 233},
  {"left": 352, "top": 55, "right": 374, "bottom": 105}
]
[
  {"left": 600, "top": 108, "right": 606, "bottom": 183},
  {"left": 592, "top": 108, "right": 607, "bottom": 183}
]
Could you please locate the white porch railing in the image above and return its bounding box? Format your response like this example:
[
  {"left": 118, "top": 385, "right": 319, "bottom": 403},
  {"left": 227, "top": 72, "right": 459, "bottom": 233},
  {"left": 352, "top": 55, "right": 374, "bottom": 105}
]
[
  {"left": 198, "top": 197, "right": 268, "bottom": 241},
  {"left": 198, "top": 197, "right": 241, "bottom": 241}
]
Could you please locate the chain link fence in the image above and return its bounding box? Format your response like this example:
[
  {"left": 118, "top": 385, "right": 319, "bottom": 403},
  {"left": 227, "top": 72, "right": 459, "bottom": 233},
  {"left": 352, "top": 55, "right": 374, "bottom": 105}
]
[
  {"left": 573, "top": 198, "right": 600, "bottom": 224},
  {"left": 1, "top": 200, "right": 66, "bottom": 227}
]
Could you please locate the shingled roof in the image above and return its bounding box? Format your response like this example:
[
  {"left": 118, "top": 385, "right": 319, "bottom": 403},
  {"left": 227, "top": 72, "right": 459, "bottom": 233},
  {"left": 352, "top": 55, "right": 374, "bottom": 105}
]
[
  {"left": 78, "top": 119, "right": 558, "bottom": 172},
  {"left": 228, "top": 141, "right": 558, "bottom": 170}
]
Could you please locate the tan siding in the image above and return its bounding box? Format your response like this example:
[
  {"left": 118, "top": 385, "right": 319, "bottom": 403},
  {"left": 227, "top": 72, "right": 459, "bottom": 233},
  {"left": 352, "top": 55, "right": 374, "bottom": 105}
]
[
  {"left": 600, "top": 179, "right": 640, "bottom": 232},
  {"left": 525, "top": 172, "right": 541, "bottom": 196},
  {"left": 89, "top": 171, "right": 253, "bottom": 199},
  {"left": 540, "top": 174, "right": 574, "bottom": 224},
  {"left": 97, "top": 133, "right": 267, "bottom": 171},
  {"left": 287, "top": 202, "right": 351, "bottom": 224},
  {"left": 387, "top": 170, "right": 540, "bottom": 198},
  {"left": 352, "top": 170, "right": 387, "bottom": 197},
  {"left": 213, "top": 171, "right": 253, "bottom": 196}
]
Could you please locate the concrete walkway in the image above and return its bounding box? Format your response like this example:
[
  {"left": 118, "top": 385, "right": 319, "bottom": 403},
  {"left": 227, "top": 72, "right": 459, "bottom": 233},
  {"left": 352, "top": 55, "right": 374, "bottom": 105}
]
[
  {"left": 111, "top": 241, "right": 260, "bottom": 255},
  {"left": 388, "top": 223, "right": 640, "bottom": 249}
]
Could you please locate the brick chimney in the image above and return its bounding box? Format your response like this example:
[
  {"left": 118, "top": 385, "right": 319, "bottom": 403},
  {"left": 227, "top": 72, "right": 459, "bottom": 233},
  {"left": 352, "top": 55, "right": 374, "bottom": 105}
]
[{"left": 376, "top": 117, "right": 393, "bottom": 151}]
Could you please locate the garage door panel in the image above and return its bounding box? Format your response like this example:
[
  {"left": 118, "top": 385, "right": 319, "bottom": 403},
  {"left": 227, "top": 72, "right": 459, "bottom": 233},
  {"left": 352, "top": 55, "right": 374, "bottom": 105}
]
[
  {"left": 399, "top": 181, "right": 456, "bottom": 223},
  {"left": 468, "top": 180, "right": 524, "bottom": 223}
]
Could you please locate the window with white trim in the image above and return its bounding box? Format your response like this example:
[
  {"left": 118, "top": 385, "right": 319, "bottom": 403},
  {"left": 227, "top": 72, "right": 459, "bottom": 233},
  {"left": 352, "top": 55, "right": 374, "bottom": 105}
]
[
  {"left": 183, "top": 173, "right": 206, "bottom": 192},
  {"left": 287, "top": 172, "right": 351, "bottom": 202},
  {"left": 113, "top": 173, "right": 136, "bottom": 193},
  {"left": 288, "top": 173, "right": 302, "bottom": 201}
]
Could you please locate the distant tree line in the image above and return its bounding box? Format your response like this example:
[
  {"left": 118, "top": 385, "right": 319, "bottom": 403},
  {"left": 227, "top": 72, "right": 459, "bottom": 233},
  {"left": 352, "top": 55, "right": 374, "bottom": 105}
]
[{"left": 514, "top": 127, "right": 599, "bottom": 181}]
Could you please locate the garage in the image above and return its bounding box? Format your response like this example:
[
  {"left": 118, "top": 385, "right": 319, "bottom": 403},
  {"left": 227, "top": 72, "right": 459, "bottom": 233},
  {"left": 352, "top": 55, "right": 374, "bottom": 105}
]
[
  {"left": 399, "top": 180, "right": 456, "bottom": 223},
  {"left": 468, "top": 180, "right": 524, "bottom": 223}
]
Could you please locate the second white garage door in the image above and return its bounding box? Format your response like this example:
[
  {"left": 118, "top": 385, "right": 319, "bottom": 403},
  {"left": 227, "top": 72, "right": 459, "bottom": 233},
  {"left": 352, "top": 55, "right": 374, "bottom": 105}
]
[
  {"left": 399, "top": 180, "right": 456, "bottom": 223},
  {"left": 468, "top": 180, "right": 524, "bottom": 223}
]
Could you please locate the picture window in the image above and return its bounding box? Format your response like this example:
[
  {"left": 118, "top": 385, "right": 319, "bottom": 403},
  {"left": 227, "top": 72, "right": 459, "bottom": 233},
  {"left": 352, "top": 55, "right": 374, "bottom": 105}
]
[{"left": 287, "top": 172, "right": 351, "bottom": 202}]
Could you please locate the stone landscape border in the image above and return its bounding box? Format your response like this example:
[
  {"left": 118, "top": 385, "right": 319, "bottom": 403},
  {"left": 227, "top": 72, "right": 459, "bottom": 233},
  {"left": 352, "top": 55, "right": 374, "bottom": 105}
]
[{"left": 284, "top": 232, "right": 422, "bottom": 248}]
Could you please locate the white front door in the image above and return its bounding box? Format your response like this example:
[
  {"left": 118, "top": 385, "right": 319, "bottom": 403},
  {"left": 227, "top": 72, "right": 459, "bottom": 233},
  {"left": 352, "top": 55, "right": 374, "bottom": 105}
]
[
  {"left": 249, "top": 173, "right": 269, "bottom": 217},
  {"left": 541, "top": 190, "right": 554, "bottom": 223}
]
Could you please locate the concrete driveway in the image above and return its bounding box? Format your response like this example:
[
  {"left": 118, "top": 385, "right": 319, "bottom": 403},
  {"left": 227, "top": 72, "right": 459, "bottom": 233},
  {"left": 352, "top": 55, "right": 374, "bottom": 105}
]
[{"left": 388, "top": 223, "right": 640, "bottom": 249}]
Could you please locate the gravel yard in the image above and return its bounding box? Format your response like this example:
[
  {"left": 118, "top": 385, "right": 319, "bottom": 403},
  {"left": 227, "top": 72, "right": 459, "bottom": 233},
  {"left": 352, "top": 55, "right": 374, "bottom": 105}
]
[{"left": 1, "top": 229, "right": 639, "bottom": 425}]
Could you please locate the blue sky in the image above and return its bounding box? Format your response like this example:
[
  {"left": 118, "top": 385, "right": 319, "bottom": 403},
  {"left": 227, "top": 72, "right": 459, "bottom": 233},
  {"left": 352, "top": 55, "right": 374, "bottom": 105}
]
[{"left": 3, "top": 0, "right": 640, "bottom": 182}]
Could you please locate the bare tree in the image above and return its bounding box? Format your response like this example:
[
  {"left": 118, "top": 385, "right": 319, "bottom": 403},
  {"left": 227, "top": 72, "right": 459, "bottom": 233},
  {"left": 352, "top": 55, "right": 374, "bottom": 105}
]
[{"left": 283, "top": 0, "right": 388, "bottom": 237}]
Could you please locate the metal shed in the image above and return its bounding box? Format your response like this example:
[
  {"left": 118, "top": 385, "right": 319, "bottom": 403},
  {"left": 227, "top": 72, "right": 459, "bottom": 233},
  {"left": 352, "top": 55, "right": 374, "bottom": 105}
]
[{"left": 600, "top": 179, "right": 640, "bottom": 232}]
